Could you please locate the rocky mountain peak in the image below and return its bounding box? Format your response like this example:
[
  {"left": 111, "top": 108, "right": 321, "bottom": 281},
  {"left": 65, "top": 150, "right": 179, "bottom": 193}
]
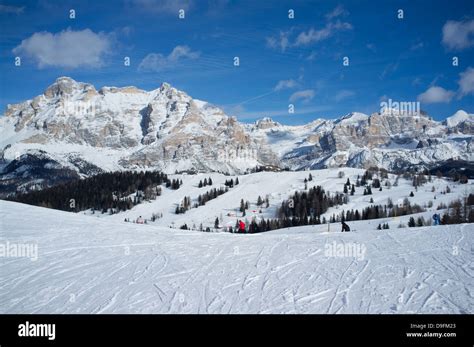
[
  {"left": 255, "top": 117, "right": 281, "bottom": 129},
  {"left": 445, "top": 110, "right": 473, "bottom": 127},
  {"left": 160, "top": 82, "right": 172, "bottom": 90},
  {"left": 44, "top": 76, "right": 92, "bottom": 99}
]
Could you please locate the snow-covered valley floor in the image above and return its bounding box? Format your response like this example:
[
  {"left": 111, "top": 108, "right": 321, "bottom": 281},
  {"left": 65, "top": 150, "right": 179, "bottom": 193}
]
[{"left": 0, "top": 200, "right": 472, "bottom": 314}]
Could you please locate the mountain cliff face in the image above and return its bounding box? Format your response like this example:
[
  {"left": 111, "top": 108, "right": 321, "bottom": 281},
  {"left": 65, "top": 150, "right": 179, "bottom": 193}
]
[
  {"left": 247, "top": 109, "right": 472, "bottom": 171},
  {"left": 1, "top": 77, "right": 472, "bottom": 196}
]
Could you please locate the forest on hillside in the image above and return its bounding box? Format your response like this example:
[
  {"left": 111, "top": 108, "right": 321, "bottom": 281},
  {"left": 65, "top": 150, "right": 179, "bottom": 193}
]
[{"left": 8, "top": 171, "right": 179, "bottom": 213}]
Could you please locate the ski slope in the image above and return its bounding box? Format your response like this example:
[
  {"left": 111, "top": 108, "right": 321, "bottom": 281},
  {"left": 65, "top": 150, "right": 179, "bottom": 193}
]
[
  {"left": 87, "top": 169, "right": 471, "bottom": 232},
  {"left": 0, "top": 200, "right": 472, "bottom": 314}
]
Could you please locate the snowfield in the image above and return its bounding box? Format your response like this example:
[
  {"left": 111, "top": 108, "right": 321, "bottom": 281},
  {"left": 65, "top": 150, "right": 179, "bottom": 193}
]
[
  {"left": 0, "top": 200, "right": 472, "bottom": 314},
  {"left": 88, "top": 169, "right": 472, "bottom": 233}
]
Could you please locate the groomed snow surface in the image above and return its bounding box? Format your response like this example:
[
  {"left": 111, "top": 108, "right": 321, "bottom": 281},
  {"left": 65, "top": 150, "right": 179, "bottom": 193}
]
[{"left": 1, "top": 198, "right": 472, "bottom": 313}]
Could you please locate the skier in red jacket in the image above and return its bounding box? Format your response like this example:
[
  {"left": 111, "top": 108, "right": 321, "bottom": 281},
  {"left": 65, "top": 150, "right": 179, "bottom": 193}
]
[{"left": 238, "top": 220, "right": 246, "bottom": 233}]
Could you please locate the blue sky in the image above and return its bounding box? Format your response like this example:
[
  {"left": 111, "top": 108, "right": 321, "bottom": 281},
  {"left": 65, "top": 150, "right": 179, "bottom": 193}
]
[{"left": 0, "top": 0, "right": 473, "bottom": 125}]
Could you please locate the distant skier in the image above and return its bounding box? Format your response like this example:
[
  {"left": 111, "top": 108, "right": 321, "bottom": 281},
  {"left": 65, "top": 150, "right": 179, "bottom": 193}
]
[
  {"left": 238, "top": 220, "right": 246, "bottom": 233},
  {"left": 137, "top": 216, "right": 144, "bottom": 224},
  {"left": 432, "top": 213, "right": 440, "bottom": 226},
  {"left": 341, "top": 221, "right": 350, "bottom": 232}
]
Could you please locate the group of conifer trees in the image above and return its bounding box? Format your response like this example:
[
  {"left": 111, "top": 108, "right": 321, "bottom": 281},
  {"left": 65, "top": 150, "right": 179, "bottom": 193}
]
[
  {"left": 277, "top": 186, "right": 347, "bottom": 220},
  {"left": 198, "top": 177, "right": 213, "bottom": 188},
  {"left": 176, "top": 178, "right": 239, "bottom": 214},
  {"left": 175, "top": 186, "right": 230, "bottom": 214},
  {"left": 224, "top": 177, "right": 239, "bottom": 188},
  {"left": 9, "top": 171, "right": 173, "bottom": 213}
]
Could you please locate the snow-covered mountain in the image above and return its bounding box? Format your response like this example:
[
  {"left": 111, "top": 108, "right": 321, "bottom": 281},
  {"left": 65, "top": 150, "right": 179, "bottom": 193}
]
[
  {"left": 0, "top": 77, "right": 277, "bottom": 172},
  {"left": 247, "top": 109, "right": 473, "bottom": 171},
  {"left": 0, "top": 77, "right": 472, "bottom": 195}
]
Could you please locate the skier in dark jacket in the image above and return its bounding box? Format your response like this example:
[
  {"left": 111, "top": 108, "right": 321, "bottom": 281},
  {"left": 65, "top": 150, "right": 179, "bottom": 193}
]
[
  {"left": 432, "top": 213, "right": 440, "bottom": 226},
  {"left": 341, "top": 221, "right": 350, "bottom": 232}
]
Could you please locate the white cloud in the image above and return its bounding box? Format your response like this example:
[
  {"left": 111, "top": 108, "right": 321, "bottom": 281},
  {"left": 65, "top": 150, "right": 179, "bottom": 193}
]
[
  {"left": 334, "top": 90, "right": 355, "bottom": 101},
  {"left": 379, "top": 62, "right": 399, "bottom": 80},
  {"left": 412, "top": 77, "right": 422, "bottom": 86},
  {"left": 289, "top": 89, "right": 315, "bottom": 103},
  {"left": 120, "top": 26, "right": 133, "bottom": 37},
  {"left": 306, "top": 51, "right": 317, "bottom": 61},
  {"left": 168, "top": 45, "right": 200, "bottom": 60},
  {"left": 266, "top": 30, "right": 291, "bottom": 52},
  {"left": 410, "top": 41, "right": 424, "bottom": 51},
  {"left": 458, "top": 67, "right": 474, "bottom": 96},
  {"left": 366, "top": 43, "right": 376, "bottom": 53},
  {"left": 442, "top": 19, "right": 474, "bottom": 51},
  {"left": 295, "top": 20, "right": 352, "bottom": 46},
  {"left": 417, "top": 86, "right": 455, "bottom": 104},
  {"left": 138, "top": 45, "right": 200, "bottom": 72},
  {"left": 127, "top": 0, "right": 192, "bottom": 13},
  {"left": 0, "top": 4, "right": 25, "bottom": 14},
  {"left": 274, "top": 79, "right": 298, "bottom": 91},
  {"left": 12, "top": 29, "right": 111, "bottom": 68},
  {"left": 267, "top": 15, "right": 352, "bottom": 52},
  {"left": 325, "top": 5, "right": 348, "bottom": 20}
]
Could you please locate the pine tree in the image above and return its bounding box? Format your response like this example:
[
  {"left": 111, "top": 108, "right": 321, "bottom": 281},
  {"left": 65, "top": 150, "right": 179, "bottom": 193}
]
[
  {"left": 239, "top": 199, "right": 245, "bottom": 213},
  {"left": 355, "top": 210, "right": 360, "bottom": 220}
]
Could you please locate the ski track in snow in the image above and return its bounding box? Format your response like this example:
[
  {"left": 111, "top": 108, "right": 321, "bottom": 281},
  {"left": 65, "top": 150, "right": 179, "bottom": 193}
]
[{"left": 0, "top": 198, "right": 473, "bottom": 314}]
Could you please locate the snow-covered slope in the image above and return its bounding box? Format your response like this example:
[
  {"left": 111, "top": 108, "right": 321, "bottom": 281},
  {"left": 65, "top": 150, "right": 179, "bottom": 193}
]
[
  {"left": 445, "top": 110, "right": 473, "bottom": 128},
  {"left": 86, "top": 169, "right": 471, "bottom": 233},
  {"left": 0, "top": 199, "right": 472, "bottom": 313}
]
